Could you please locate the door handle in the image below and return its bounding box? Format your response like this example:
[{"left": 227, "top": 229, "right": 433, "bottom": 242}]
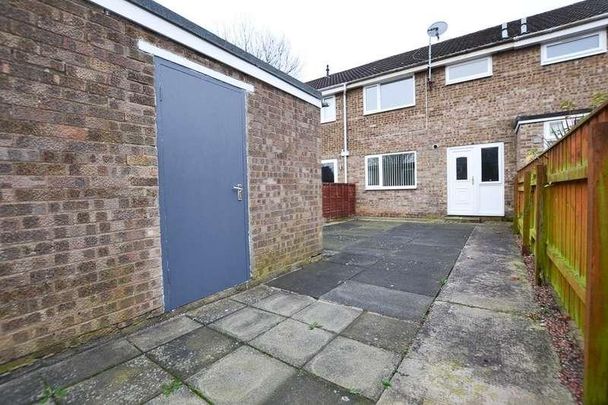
[
  {"left": 232, "top": 184, "right": 243, "bottom": 201},
  {"left": 471, "top": 176, "right": 474, "bottom": 185}
]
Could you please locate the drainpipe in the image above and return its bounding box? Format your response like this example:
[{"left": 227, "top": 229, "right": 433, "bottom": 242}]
[{"left": 341, "top": 83, "right": 349, "bottom": 183}]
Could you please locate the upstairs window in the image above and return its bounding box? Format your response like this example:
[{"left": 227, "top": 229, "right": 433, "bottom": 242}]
[
  {"left": 363, "top": 77, "right": 415, "bottom": 114},
  {"left": 445, "top": 56, "right": 492, "bottom": 85},
  {"left": 320, "top": 95, "right": 336, "bottom": 123},
  {"left": 365, "top": 152, "right": 416, "bottom": 189},
  {"left": 541, "top": 31, "right": 607, "bottom": 65}
]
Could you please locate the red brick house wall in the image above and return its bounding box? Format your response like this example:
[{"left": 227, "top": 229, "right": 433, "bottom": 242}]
[
  {"left": 320, "top": 38, "right": 608, "bottom": 217},
  {"left": 0, "top": 0, "right": 321, "bottom": 365}
]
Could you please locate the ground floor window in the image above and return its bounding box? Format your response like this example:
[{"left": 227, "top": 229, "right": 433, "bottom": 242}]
[
  {"left": 365, "top": 151, "right": 416, "bottom": 190},
  {"left": 321, "top": 159, "right": 338, "bottom": 182}
]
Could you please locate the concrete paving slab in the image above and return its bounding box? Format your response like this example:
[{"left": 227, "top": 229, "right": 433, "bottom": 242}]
[
  {"left": 305, "top": 336, "right": 400, "bottom": 400},
  {"left": 210, "top": 307, "right": 285, "bottom": 341},
  {"left": 321, "top": 280, "right": 433, "bottom": 322},
  {"left": 293, "top": 300, "right": 362, "bottom": 333},
  {"left": 397, "top": 242, "right": 463, "bottom": 259},
  {"left": 252, "top": 291, "right": 315, "bottom": 316},
  {"left": 128, "top": 315, "right": 202, "bottom": 352},
  {"left": 342, "top": 312, "right": 419, "bottom": 354},
  {"left": 352, "top": 266, "right": 444, "bottom": 297},
  {"left": 147, "top": 327, "right": 240, "bottom": 379},
  {"left": 323, "top": 234, "right": 363, "bottom": 250},
  {"left": 0, "top": 370, "right": 46, "bottom": 404},
  {"left": 231, "top": 285, "right": 278, "bottom": 305},
  {"left": 326, "top": 252, "right": 381, "bottom": 267},
  {"left": 350, "top": 235, "right": 415, "bottom": 251},
  {"left": 146, "top": 385, "right": 207, "bottom": 404},
  {"left": 262, "top": 370, "right": 374, "bottom": 405},
  {"left": 438, "top": 225, "right": 536, "bottom": 314},
  {"left": 384, "top": 301, "right": 572, "bottom": 404},
  {"left": 187, "top": 298, "right": 245, "bottom": 324},
  {"left": 63, "top": 355, "right": 173, "bottom": 404},
  {"left": 268, "top": 261, "right": 364, "bottom": 298},
  {"left": 188, "top": 346, "right": 296, "bottom": 405},
  {"left": 464, "top": 222, "right": 520, "bottom": 256},
  {"left": 410, "top": 231, "right": 472, "bottom": 248},
  {"left": 251, "top": 319, "right": 334, "bottom": 366},
  {"left": 371, "top": 255, "right": 452, "bottom": 274},
  {"left": 267, "top": 267, "right": 345, "bottom": 298},
  {"left": 41, "top": 338, "right": 140, "bottom": 388}
]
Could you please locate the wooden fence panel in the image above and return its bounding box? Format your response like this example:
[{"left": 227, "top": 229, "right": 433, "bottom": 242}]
[
  {"left": 514, "top": 102, "right": 608, "bottom": 404},
  {"left": 322, "top": 183, "right": 356, "bottom": 219}
]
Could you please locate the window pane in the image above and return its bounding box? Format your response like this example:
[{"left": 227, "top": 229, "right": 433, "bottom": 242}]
[
  {"left": 546, "top": 34, "right": 600, "bottom": 59},
  {"left": 448, "top": 58, "right": 490, "bottom": 81},
  {"left": 481, "top": 147, "right": 499, "bottom": 182},
  {"left": 456, "top": 157, "right": 467, "bottom": 180},
  {"left": 321, "top": 96, "right": 336, "bottom": 122},
  {"left": 321, "top": 162, "right": 335, "bottom": 183},
  {"left": 379, "top": 78, "right": 413, "bottom": 109},
  {"left": 381, "top": 153, "right": 415, "bottom": 187},
  {"left": 367, "top": 157, "right": 379, "bottom": 186},
  {"left": 365, "top": 86, "right": 378, "bottom": 112}
]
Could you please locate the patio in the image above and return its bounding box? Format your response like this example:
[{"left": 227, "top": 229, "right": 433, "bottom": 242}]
[{"left": 0, "top": 220, "right": 572, "bottom": 404}]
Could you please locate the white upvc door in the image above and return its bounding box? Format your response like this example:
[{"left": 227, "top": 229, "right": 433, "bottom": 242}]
[{"left": 447, "top": 142, "right": 504, "bottom": 216}]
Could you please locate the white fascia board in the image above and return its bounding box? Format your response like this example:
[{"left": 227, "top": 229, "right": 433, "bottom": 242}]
[
  {"left": 139, "top": 41, "right": 254, "bottom": 92},
  {"left": 88, "top": 0, "right": 321, "bottom": 107}
]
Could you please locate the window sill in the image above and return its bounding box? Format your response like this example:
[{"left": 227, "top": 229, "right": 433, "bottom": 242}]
[
  {"left": 321, "top": 119, "right": 336, "bottom": 124},
  {"left": 363, "top": 103, "right": 415, "bottom": 116},
  {"left": 365, "top": 185, "right": 417, "bottom": 191}
]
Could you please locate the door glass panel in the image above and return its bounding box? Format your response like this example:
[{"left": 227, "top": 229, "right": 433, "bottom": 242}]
[
  {"left": 481, "top": 147, "right": 499, "bottom": 182},
  {"left": 456, "top": 157, "right": 467, "bottom": 180}
]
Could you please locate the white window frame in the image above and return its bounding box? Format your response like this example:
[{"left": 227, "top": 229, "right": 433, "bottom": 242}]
[
  {"left": 445, "top": 56, "right": 493, "bottom": 85},
  {"left": 320, "top": 95, "right": 336, "bottom": 123},
  {"left": 363, "top": 77, "right": 416, "bottom": 115},
  {"left": 364, "top": 151, "right": 417, "bottom": 190},
  {"left": 541, "top": 30, "right": 607, "bottom": 66},
  {"left": 321, "top": 159, "right": 339, "bottom": 183},
  {"left": 542, "top": 114, "right": 586, "bottom": 147}
]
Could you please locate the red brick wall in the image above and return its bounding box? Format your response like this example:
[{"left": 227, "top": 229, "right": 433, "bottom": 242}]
[
  {"left": 320, "top": 38, "right": 608, "bottom": 217},
  {"left": 0, "top": 0, "right": 321, "bottom": 365}
]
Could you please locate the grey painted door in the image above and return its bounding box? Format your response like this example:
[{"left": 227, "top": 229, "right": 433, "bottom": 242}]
[{"left": 155, "top": 58, "right": 249, "bottom": 311}]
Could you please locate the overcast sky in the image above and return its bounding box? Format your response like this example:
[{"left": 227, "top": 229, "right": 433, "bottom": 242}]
[{"left": 155, "top": 0, "right": 580, "bottom": 82}]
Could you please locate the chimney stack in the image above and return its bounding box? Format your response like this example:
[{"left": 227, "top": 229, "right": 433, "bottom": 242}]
[{"left": 326, "top": 64, "right": 330, "bottom": 77}]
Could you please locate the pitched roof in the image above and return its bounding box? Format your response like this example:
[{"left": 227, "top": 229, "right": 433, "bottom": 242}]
[
  {"left": 125, "top": 0, "right": 320, "bottom": 98},
  {"left": 307, "top": 0, "right": 608, "bottom": 89}
]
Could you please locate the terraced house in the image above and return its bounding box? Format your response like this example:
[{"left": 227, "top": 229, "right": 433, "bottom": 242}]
[{"left": 309, "top": 0, "right": 608, "bottom": 218}]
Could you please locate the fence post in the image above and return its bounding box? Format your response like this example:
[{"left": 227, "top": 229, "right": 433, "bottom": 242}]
[
  {"left": 513, "top": 175, "right": 520, "bottom": 234},
  {"left": 584, "top": 122, "right": 608, "bottom": 404},
  {"left": 534, "top": 164, "right": 546, "bottom": 285},
  {"left": 521, "top": 171, "right": 532, "bottom": 254}
]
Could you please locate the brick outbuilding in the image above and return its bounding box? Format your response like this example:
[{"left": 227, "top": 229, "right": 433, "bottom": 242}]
[{"left": 0, "top": 0, "right": 322, "bottom": 365}]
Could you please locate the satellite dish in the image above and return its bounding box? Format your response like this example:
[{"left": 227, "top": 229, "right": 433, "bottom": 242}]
[{"left": 427, "top": 21, "right": 448, "bottom": 39}]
